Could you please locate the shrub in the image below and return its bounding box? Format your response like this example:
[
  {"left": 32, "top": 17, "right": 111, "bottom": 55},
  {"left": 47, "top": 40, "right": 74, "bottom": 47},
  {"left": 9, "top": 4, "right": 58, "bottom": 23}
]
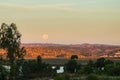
[
  {"left": 54, "top": 74, "right": 70, "bottom": 80},
  {"left": 86, "top": 74, "right": 99, "bottom": 80}
]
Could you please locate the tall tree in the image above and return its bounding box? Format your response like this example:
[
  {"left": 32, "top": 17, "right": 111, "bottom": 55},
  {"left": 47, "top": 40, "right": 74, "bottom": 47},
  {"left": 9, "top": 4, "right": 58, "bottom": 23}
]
[
  {"left": 95, "top": 58, "right": 106, "bottom": 70},
  {"left": 65, "top": 60, "right": 78, "bottom": 73},
  {"left": 37, "top": 55, "right": 42, "bottom": 64},
  {"left": 0, "top": 23, "right": 26, "bottom": 80}
]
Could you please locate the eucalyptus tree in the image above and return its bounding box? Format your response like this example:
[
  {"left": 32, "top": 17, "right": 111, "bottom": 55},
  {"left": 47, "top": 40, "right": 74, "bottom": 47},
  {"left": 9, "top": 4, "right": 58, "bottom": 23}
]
[{"left": 0, "top": 23, "right": 26, "bottom": 80}]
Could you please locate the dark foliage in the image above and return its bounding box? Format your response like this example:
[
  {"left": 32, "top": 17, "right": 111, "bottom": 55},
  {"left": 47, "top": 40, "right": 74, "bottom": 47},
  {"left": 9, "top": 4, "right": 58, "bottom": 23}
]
[
  {"left": 65, "top": 59, "right": 80, "bottom": 73},
  {"left": 0, "top": 23, "right": 26, "bottom": 80},
  {"left": 71, "top": 55, "right": 78, "bottom": 60}
]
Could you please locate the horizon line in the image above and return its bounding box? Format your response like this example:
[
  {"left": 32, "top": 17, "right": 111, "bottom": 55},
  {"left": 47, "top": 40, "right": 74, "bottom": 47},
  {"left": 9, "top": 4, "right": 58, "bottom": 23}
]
[{"left": 21, "top": 42, "right": 120, "bottom": 46}]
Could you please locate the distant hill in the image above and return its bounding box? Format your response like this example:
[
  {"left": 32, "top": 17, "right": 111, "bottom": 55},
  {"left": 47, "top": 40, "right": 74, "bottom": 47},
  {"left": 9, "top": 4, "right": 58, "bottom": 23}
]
[
  {"left": 1, "top": 43, "right": 120, "bottom": 59},
  {"left": 21, "top": 43, "right": 120, "bottom": 59}
]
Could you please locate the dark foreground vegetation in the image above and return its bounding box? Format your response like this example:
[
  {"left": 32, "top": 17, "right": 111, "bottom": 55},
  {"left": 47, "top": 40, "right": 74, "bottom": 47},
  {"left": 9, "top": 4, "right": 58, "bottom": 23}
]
[
  {"left": 0, "top": 23, "right": 120, "bottom": 80},
  {"left": 1, "top": 55, "right": 120, "bottom": 80}
]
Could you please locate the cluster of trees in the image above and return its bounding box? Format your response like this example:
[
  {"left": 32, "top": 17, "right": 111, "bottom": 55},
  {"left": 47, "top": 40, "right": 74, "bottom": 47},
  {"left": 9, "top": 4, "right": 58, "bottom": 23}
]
[
  {"left": 65, "top": 56, "right": 120, "bottom": 76},
  {"left": 0, "top": 55, "right": 56, "bottom": 80},
  {"left": 82, "top": 58, "right": 120, "bottom": 76},
  {"left": 22, "top": 56, "right": 56, "bottom": 79}
]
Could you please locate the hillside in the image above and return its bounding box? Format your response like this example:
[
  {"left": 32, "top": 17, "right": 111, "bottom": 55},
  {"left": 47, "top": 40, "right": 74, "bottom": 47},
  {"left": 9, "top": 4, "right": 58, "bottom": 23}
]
[
  {"left": 0, "top": 43, "right": 120, "bottom": 59},
  {"left": 22, "top": 43, "right": 120, "bottom": 59}
]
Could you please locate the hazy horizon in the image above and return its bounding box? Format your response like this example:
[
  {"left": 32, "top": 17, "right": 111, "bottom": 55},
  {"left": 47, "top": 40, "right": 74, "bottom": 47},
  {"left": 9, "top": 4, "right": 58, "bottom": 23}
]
[
  {"left": 21, "top": 42, "right": 120, "bottom": 46},
  {"left": 0, "top": 0, "right": 120, "bottom": 45}
]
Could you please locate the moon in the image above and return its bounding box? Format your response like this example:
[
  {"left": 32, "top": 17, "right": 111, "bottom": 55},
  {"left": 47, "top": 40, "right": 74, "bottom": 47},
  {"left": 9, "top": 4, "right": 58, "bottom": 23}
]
[{"left": 42, "top": 34, "right": 48, "bottom": 40}]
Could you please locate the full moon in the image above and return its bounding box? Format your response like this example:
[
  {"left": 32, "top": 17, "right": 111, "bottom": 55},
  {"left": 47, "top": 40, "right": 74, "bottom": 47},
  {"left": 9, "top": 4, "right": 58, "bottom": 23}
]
[{"left": 42, "top": 34, "right": 48, "bottom": 40}]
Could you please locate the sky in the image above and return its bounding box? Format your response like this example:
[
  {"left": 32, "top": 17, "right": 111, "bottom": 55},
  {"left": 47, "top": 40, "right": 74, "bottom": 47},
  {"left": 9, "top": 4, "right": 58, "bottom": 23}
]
[{"left": 0, "top": 0, "right": 120, "bottom": 45}]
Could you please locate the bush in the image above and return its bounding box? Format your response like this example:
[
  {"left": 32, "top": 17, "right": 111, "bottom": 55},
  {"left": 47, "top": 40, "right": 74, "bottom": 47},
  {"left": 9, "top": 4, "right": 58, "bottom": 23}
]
[
  {"left": 86, "top": 74, "right": 99, "bottom": 80},
  {"left": 54, "top": 74, "right": 70, "bottom": 80}
]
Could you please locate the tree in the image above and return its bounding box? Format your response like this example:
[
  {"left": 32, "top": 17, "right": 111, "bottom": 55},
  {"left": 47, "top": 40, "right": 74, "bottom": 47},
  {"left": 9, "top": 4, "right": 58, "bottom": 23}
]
[
  {"left": 95, "top": 58, "right": 105, "bottom": 70},
  {"left": 0, "top": 23, "right": 26, "bottom": 80},
  {"left": 104, "top": 59, "right": 114, "bottom": 66},
  {"left": 37, "top": 55, "right": 42, "bottom": 63},
  {"left": 0, "top": 58, "right": 8, "bottom": 80},
  {"left": 65, "top": 60, "right": 78, "bottom": 73},
  {"left": 71, "top": 55, "right": 78, "bottom": 60},
  {"left": 104, "top": 63, "right": 120, "bottom": 76},
  {"left": 22, "top": 56, "right": 55, "bottom": 79},
  {"left": 104, "top": 64, "right": 114, "bottom": 75},
  {"left": 111, "top": 65, "right": 120, "bottom": 76}
]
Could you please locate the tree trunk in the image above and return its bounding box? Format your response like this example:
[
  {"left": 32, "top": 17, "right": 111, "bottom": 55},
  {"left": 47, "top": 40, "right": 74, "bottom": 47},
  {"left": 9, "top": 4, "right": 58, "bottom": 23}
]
[{"left": 9, "top": 59, "right": 17, "bottom": 80}]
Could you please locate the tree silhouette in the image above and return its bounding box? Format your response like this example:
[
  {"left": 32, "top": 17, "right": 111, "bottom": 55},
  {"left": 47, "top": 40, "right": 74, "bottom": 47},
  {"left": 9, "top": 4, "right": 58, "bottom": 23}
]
[
  {"left": 71, "top": 55, "right": 78, "bottom": 60},
  {"left": 0, "top": 23, "right": 26, "bottom": 80},
  {"left": 37, "top": 55, "right": 42, "bottom": 63},
  {"left": 65, "top": 60, "right": 78, "bottom": 73},
  {"left": 95, "top": 58, "right": 106, "bottom": 70}
]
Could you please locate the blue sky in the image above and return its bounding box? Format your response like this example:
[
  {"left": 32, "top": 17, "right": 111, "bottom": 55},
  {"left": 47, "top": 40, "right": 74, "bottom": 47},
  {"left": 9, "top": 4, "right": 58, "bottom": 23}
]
[{"left": 0, "top": 0, "right": 120, "bottom": 44}]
